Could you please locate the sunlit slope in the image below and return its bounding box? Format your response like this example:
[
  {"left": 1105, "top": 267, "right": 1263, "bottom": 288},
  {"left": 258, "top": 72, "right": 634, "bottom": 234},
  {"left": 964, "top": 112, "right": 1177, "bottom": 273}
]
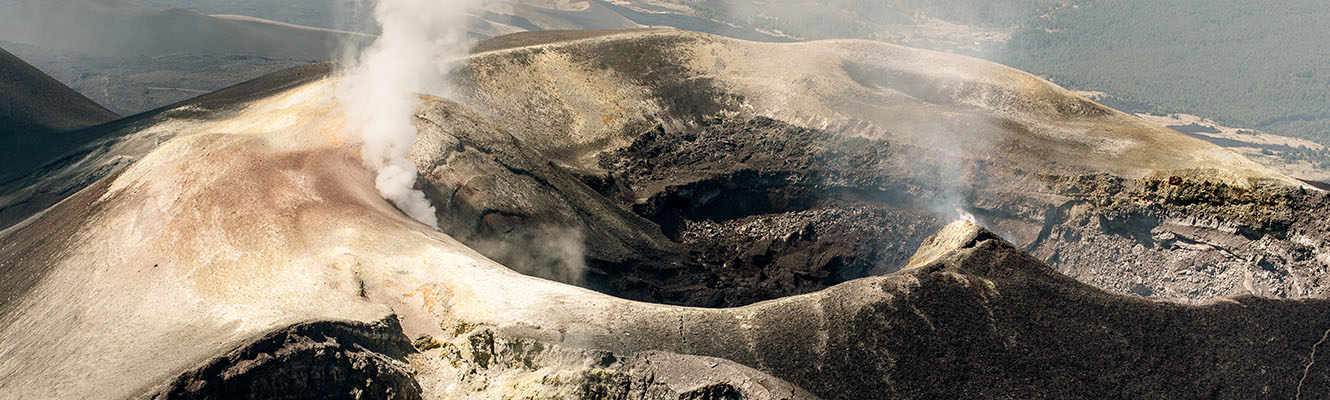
[
  {"left": 462, "top": 29, "right": 1297, "bottom": 187},
  {"left": 0, "top": 77, "right": 852, "bottom": 398},
  {"left": 0, "top": 62, "right": 332, "bottom": 232}
]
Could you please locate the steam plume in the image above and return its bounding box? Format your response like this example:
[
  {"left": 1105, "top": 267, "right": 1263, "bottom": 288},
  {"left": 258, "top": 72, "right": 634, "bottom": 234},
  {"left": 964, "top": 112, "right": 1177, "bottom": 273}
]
[{"left": 338, "top": 0, "right": 480, "bottom": 228}]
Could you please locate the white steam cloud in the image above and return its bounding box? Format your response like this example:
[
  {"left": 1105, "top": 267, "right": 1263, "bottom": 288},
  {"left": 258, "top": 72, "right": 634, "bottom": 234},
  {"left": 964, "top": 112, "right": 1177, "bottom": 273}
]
[{"left": 338, "top": 0, "right": 481, "bottom": 228}]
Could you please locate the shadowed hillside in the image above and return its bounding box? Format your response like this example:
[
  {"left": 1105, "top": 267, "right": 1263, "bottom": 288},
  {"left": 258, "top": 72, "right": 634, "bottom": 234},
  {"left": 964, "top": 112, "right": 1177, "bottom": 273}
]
[
  {"left": 0, "top": 0, "right": 369, "bottom": 115},
  {"left": 0, "top": 46, "right": 118, "bottom": 181},
  {"left": 0, "top": 1, "right": 368, "bottom": 59},
  {"left": 0, "top": 47, "right": 117, "bottom": 133}
]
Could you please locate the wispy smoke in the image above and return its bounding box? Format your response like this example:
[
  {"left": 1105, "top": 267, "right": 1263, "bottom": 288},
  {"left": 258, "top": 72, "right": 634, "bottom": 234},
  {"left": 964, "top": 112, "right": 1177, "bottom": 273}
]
[
  {"left": 466, "top": 226, "right": 590, "bottom": 285},
  {"left": 338, "top": 0, "right": 481, "bottom": 228}
]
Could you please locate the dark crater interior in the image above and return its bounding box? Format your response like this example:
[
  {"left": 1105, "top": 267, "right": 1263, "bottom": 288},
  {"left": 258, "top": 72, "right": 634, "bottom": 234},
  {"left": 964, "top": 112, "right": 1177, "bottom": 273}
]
[
  {"left": 419, "top": 100, "right": 1330, "bottom": 308},
  {"left": 585, "top": 117, "right": 947, "bottom": 306},
  {"left": 414, "top": 113, "right": 954, "bottom": 308}
]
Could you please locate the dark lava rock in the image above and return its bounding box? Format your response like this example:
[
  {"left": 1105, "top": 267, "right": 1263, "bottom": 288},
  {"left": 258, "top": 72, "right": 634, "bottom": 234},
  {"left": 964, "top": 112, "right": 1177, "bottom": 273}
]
[
  {"left": 676, "top": 207, "right": 936, "bottom": 303},
  {"left": 592, "top": 117, "right": 956, "bottom": 306},
  {"left": 412, "top": 108, "right": 950, "bottom": 307},
  {"left": 146, "top": 318, "right": 422, "bottom": 400}
]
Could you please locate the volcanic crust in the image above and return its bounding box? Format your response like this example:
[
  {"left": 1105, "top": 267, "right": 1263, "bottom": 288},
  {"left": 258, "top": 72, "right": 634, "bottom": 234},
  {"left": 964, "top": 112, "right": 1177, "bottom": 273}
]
[{"left": 3, "top": 29, "right": 1330, "bottom": 399}]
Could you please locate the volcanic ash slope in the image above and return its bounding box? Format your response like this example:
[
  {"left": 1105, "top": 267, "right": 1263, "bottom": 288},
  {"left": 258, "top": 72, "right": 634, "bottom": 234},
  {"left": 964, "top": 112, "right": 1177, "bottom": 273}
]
[{"left": 2, "top": 29, "right": 1330, "bottom": 399}]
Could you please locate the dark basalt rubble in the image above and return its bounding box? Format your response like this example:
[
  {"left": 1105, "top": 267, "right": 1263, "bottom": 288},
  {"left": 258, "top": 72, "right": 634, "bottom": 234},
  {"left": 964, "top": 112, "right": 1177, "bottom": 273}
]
[
  {"left": 412, "top": 108, "right": 952, "bottom": 307},
  {"left": 596, "top": 117, "right": 948, "bottom": 306},
  {"left": 676, "top": 207, "right": 936, "bottom": 303}
]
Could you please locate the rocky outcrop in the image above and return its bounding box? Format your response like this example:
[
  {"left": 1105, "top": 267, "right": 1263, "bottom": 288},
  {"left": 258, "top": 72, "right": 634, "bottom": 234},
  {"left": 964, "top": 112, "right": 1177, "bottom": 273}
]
[
  {"left": 409, "top": 327, "right": 815, "bottom": 399},
  {"left": 140, "top": 316, "right": 816, "bottom": 400},
  {"left": 1028, "top": 174, "right": 1330, "bottom": 302},
  {"left": 145, "top": 318, "right": 422, "bottom": 400}
]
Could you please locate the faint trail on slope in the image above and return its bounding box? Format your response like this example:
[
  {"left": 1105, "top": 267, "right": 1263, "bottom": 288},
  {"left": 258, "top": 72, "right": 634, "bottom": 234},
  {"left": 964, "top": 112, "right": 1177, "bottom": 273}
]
[{"left": 1296, "top": 325, "right": 1330, "bottom": 400}]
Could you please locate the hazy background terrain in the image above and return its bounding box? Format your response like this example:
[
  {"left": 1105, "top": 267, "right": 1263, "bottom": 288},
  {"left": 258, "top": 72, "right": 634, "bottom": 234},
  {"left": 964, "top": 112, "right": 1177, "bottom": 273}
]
[{"left": 2, "top": 0, "right": 1328, "bottom": 174}]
